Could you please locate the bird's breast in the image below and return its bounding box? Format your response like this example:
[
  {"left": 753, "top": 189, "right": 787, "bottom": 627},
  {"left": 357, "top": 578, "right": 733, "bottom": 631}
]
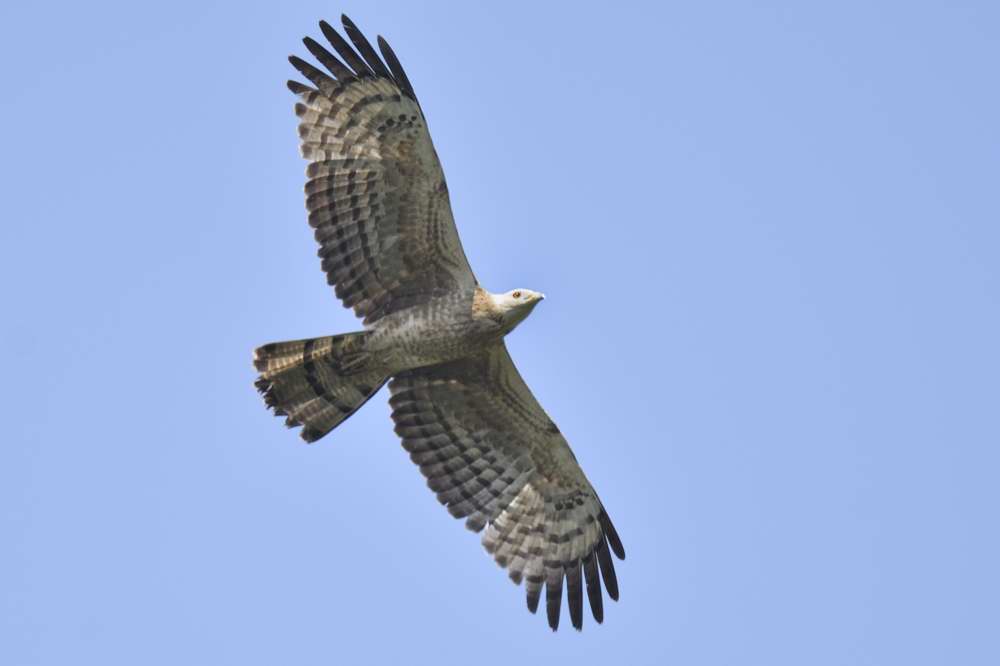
[{"left": 369, "top": 295, "right": 502, "bottom": 371}]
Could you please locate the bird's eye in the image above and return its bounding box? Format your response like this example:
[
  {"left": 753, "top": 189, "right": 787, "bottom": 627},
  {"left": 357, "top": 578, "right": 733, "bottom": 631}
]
[{"left": 512, "top": 291, "right": 521, "bottom": 299}]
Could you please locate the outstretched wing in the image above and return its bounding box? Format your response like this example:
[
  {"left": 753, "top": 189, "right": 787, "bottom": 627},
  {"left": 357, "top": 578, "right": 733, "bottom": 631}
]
[
  {"left": 288, "top": 15, "right": 477, "bottom": 326},
  {"left": 389, "top": 343, "right": 625, "bottom": 631}
]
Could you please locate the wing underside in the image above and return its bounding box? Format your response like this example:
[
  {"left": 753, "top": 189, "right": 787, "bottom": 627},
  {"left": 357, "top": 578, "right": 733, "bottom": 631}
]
[
  {"left": 288, "top": 16, "right": 477, "bottom": 326},
  {"left": 389, "top": 343, "right": 625, "bottom": 630}
]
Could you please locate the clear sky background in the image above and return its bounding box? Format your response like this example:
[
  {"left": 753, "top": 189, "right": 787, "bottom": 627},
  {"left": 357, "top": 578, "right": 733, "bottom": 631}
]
[{"left": 2, "top": 1, "right": 998, "bottom": 664}]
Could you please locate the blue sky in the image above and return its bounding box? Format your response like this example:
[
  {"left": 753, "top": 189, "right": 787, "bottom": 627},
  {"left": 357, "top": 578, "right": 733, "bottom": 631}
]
[{"left": 3, "top": 1, "right": 998, "bottom": 664}]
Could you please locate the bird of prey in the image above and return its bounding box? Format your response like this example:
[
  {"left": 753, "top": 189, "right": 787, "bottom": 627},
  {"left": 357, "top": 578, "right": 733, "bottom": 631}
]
[{"left": 253, "top": 14, "right": 625, "bottom": 631}]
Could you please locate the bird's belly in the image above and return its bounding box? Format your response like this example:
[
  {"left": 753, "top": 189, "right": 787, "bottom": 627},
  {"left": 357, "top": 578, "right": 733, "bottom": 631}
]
[{"left": 370, "top": 305, "right": 496, "bottom": 370}]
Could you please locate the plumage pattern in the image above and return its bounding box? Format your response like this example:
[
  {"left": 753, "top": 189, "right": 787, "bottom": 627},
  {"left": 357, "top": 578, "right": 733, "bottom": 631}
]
[
  {"left": 288, "top": 17, "right": 476, "bottom": 326},
  {"left": 255, "top": 15, "right": 626, "bottom": 631},
  {"left": 254, "top": 333, "right": 386, "bottom": 442},
  {"left": 389, "top": 344, "right": 625, "bottom": 630}
]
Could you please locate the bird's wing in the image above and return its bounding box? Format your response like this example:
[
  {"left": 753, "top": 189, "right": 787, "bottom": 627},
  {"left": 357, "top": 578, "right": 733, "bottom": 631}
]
[
  {"left": 287, "top": 15, "right": 477, "bottom": 326},
  {"left": 389, "top": 343, "right": 625, "bottom": 631}
]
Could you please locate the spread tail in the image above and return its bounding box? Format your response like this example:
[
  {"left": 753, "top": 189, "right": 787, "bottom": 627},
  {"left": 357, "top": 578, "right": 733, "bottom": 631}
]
[{"left": 253, "top": 332, "right": 387, "bottom": 442}]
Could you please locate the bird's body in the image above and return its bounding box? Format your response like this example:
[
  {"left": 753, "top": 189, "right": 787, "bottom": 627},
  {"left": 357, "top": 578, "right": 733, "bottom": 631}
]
[
  {"left": 253, "top": 15, "right": 625, "bottom": 631},
  {"left": 365, "top": 287, "right": 515, "bottom": 372}
]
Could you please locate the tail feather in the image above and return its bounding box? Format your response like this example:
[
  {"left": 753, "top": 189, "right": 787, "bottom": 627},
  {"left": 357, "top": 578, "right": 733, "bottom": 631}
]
[{"left": 253, "top": 332, "right": 388, "bottom": 442}]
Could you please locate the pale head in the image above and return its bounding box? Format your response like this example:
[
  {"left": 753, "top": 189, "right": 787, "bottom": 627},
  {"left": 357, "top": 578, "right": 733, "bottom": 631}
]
[{"left": 490, "top": 288, "right": 545, "bottom": 330}]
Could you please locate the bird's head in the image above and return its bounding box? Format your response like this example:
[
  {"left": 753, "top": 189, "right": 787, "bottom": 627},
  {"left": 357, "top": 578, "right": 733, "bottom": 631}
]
[{"left": 493, "top": 288, "right": 545, "bottom": 330}]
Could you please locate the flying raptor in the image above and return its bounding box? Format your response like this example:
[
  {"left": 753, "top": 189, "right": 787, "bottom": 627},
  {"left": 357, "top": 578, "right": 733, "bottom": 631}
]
[{"left": 253, "top": 14, "right": 625, "bottom": 631}]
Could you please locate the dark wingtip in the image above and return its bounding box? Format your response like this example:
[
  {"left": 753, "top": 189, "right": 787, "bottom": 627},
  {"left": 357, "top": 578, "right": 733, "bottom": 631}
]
[
  {"left": 596, "top": 538, "right": 620, "bottom": 602},
  {"left": 600, "top": 509, "right": 626, "bottom": 560},
  {"left": 583, "top": 552, "right": 604, "bottom": 623},
  {"left": 376, "top": 33, "right": 418, "bottom": 102},
  {"left": 287, "top": 54, "right": 308, "bottom": 71},
  {"left": 567, "top": 563, "right": 584, "bottom": 630},
  {"left": 526, "top": 580, "right": 542, "bottom": 614},
  {"left": 545, "top": 578, "right": 563, "bottom": 631},
  {"left": 303, "top": 35, "right": 354, "bottom": 80},
  {"left": 288, "top": 54, "right": 335, "bottom": 90},
  {"left": 321, "top": 16, "right": 374, "bottom": 78},
  {"left": 288, "top": 54, "right": 308, "bottom": 73},
  {"left": 300, "top": 426, "right": 325, "bottom": 443},
  {"left": 339, "top": 13, "right": 392, "bottom": 79}
]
